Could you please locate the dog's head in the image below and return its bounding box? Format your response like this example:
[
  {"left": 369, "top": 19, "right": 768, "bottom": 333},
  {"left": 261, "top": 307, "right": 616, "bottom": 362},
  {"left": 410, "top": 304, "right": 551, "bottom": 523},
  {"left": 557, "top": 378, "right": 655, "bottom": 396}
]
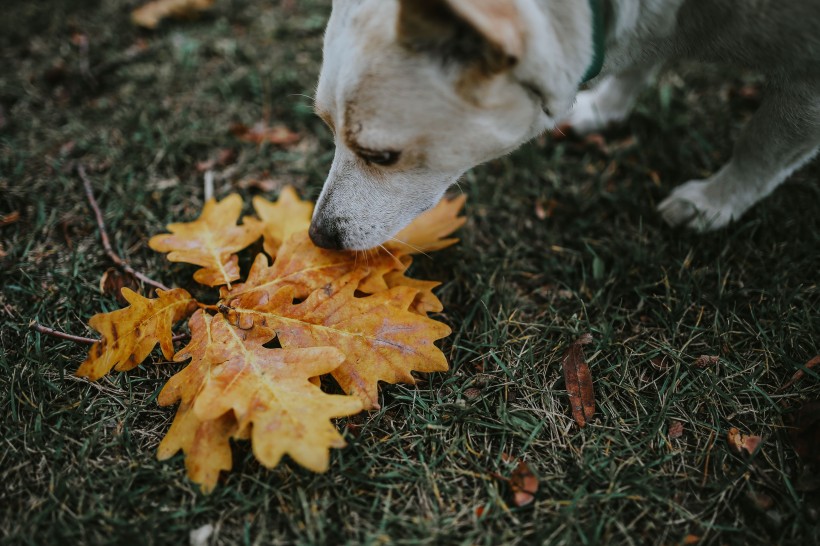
[{"left": 310, "top": 0, "right": 585, "bottom": 250}]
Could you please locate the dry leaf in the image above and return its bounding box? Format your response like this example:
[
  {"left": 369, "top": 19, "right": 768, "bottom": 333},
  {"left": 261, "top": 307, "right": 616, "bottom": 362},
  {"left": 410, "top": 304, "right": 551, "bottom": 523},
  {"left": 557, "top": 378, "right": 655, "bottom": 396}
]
[
  {"left": 99, "top": 267, "right": 140, "bottom": 306},
  {"left": 386, "top": 194, "right": 467, "bottom": 254},
  {"left": 727, "top": 427, "right": 762, "bottom": 456},
  {"left": 253, "top": 187, "right": 314, "bottom": 258},
  {"left": 780, "top": 355, "right": 820, "bottom": 391},
  {"left": 669, "top": 420, "right": 684, "bottom": 439},
  {"left": 509, "top": 459, "right": 538, "bottom": 507},
  {"left": 131, "top": 0, "right": 214, "bottom": 29},
  {"left": 0, "top": 211, "right": 21, "bottom": 227},
  {"left": 157, "top": 311, "right": 362, "bottom": 491},
  {"left": 231, "top": 122, "right": 301, "bottom": 147},
  {"left": 562, "top": 334, "right": 595, "bottom": 427},
  {"left": 231, "top": 271, "right": 451, "bottom": 409},
  {"left": 76, "top": 288, "right": 197, "bottom": 380},
  {"left": 694, "top": 355, "right": 719, "bottom": 368},
  {"left": 149, "top": 194, "right": 263, "bottom": 288}
]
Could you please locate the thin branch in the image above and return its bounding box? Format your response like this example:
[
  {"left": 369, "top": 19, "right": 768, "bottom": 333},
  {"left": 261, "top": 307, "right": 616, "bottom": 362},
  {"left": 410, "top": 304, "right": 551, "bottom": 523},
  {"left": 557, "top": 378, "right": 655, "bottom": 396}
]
[
  {"left": 77, "top": 164, "right": 170, "bottom": 292},
  {"left": 29, "top": 321, "right": 190, "bottom": 345},
  {"left": 29, "top": 322, "right": 97, "bottom": 344}
]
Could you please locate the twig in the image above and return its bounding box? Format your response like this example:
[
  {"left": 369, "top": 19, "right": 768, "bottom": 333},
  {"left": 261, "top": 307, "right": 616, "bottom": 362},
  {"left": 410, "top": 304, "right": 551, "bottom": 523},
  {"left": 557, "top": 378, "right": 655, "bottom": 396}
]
[
  {"left": 29, "top": 321, "right": 190, "bottom": 345},
  {"left": 77, "top": 164, "right": 170, "bottom": 292},
  {"left": 29, "top": 321, "right": 97, "bottom": 344}
]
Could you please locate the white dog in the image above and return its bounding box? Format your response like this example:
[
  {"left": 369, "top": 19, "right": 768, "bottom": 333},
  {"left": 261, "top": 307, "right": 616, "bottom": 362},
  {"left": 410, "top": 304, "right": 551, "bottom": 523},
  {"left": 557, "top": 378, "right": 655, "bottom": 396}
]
[{"left": 308, "top": 0, "right": 820, "bottom": 250}]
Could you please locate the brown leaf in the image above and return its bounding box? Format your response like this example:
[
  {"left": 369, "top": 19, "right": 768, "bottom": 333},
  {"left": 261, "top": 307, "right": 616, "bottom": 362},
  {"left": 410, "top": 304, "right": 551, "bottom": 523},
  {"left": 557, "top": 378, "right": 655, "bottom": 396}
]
[
  {"left": 99, "top": 268, "right": 141, "bottom": 306},
  {"left": 727, "top": 427, "right": 762, "bottom": 456},
  {"left": 0, "top": 211, "right": 21, "bottom": 227},
  {"left": 385, "top": 194, "right": 467, "bottom": 255},
  {"left": 562, "top": 334, "right": 595, "bottom": 427},
  {"left": 149, "top": 194, "right": 263, "bottom": 288},
  {"left": 76, "top": 288, "right": 197, "bottom": 381},
  {"left": 230, "top": 122, "right": 301, "bottom": 147},
  {"left": 500, "top": 454, "right": 538, "bottom": 507},
  {"left": 694, "top": 355, "right": 719, "bottom": 368},
  {"left": 131, "top": 0, "right": 214, "bottom": 29},
  {"left": 668, "top": 420, "right": 684, "bottom": 439},
  {"left": 780, "top": 355, "right": 820, "bottom": 391}
]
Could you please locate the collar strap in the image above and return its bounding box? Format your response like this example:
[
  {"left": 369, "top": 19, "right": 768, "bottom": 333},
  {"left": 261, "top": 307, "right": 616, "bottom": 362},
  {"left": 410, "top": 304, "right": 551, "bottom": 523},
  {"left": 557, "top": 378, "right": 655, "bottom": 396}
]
[{"left": 581, "top": 0, "right": 606, "bottom": 83}]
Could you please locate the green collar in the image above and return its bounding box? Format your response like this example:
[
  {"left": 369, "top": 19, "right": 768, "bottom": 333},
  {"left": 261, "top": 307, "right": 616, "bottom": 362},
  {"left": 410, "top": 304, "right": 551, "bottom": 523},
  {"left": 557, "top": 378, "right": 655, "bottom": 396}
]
[{"left": 581, "top": 0, "right": 606, "bottom": 83}]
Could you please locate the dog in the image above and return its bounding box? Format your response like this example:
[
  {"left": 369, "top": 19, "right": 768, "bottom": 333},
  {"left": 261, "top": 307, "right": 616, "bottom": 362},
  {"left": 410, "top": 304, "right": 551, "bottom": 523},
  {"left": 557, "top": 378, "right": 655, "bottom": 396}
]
[{"left": 308, "top": 0, "right": 820, "bottom": 250}]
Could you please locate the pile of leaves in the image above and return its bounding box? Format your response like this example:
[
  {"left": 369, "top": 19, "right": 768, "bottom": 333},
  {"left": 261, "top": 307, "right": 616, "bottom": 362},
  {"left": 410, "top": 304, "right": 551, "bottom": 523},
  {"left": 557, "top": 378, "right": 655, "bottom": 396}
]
[{"left": 75, "top": 187, "right": 466, "bottom": 492}]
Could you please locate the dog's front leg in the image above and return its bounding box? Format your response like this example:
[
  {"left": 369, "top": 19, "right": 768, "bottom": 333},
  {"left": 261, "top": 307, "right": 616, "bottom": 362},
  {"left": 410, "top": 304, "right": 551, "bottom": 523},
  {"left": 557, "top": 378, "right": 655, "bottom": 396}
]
[
  {"left": 562, "top": 62, "right": 660, "bottom": 134},
  {"left": 659, "top": 80, "right": 820, "bottom": 231}
]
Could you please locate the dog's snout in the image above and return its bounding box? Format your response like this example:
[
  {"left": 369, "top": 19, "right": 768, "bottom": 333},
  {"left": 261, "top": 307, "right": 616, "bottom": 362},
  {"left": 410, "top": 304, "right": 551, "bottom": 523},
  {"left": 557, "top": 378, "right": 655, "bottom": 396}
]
[{"left": 308, "top": 218, "right": 346, "bottom": 250}]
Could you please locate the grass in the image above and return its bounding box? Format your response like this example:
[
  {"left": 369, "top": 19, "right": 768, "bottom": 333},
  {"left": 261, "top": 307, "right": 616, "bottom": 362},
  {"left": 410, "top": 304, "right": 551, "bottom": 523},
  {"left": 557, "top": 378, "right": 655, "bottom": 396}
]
[{"left": 1, "top": 1, "right": 819, "bottom": 544}]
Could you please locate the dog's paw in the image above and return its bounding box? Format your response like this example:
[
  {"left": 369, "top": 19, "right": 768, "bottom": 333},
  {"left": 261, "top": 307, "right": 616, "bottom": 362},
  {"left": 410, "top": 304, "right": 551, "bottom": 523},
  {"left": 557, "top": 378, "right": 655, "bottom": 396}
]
[
  {"left": 658, "top": 179, "right": 737, "bottom": 232},
  {"left": 562, "top": 88, "right": 630, "bottom": 134}
]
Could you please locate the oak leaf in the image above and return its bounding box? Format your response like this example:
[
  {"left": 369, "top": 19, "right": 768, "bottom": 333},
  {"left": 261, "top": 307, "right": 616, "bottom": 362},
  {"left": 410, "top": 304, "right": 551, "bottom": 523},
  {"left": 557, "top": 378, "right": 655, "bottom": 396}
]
[
  {"left": 131, "top": 0, "right": 214, "bottom": 29},
  {"left": 387, "top": 194, "right": 467, "bottom": 255},
  {"left": 252, "top": 187, "right": 314, "bottom": 258},
  {"left": 76, "top": 287, "right": 197, "bottom": 381},
  {"left": 231, "top": 271, "right": 451, "bottom": 409},
  {"left": 157, "top": 310, "right": 363, "bottom": 490},
  {"left": 149, "top": 194, "right": 262, "bottom": 288}
]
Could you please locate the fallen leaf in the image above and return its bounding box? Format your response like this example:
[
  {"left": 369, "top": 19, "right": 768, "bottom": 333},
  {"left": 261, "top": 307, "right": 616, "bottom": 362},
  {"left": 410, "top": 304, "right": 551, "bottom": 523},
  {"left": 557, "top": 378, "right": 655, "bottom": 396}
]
[
  {"left": 0, "top": 211, "right": 21, "bottom": 227},
  {"left": 562, "top": 334, "right": 595, "bottom": 427},
  {"left": 149, "top": 194, "right": 263, "bottom": 287},
  {"left": 694, "top": 355, "right": 719, "bottom": 368},
  {"left": 386, "top": 194, "right": 467, "bottom": 254},
  {"left": 231, "top": 122, "right": 301, "bottom": 147},
  {"left": 99, "top": 267, "right": 141, "bottom": 306},
  {"left": 131, "top": 0, "right": 215, "bottom": 29},
  {"left": 669, "top": 420, "right": 684, "bottom": 439},
  {"left": 196, "top": 148, "right": 236, "bottom": 172},
  {"left": 76, "top": 288, "right": 197, "bottom": 380},
  {"left": 727, "top": 427, "right": 762, "bottom": 456},
  {"left": 253, "top": 187, "right": 314, "bottom": 258},
  {"left": 682, "top": 535, "right": 700, "bottom": 545},
  {"left": 780, "top": 355, "right": 820, "bottom": 391},
  {"left": 158, "top": 311, "right": 362, "bottom": 490},
  {"left": 509, "top": 459, "right": 538, "bottom": 507},
  {"left": 232, "top": 271, "right": 451, "bottom": 409}
]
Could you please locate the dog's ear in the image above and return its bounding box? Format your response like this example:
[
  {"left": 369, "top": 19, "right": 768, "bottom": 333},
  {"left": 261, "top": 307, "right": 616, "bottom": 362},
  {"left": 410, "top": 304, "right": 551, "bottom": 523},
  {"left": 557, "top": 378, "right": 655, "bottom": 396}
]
[{"left": 397, "top": 0, "right": 524, "bottom": 74}]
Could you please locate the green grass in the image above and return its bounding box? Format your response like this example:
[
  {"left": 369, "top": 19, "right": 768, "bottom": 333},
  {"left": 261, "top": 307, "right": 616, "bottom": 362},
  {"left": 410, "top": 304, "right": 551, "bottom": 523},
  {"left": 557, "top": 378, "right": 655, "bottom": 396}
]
[{"left": 1, "top": 1, "right": 819, "bottom": 544}]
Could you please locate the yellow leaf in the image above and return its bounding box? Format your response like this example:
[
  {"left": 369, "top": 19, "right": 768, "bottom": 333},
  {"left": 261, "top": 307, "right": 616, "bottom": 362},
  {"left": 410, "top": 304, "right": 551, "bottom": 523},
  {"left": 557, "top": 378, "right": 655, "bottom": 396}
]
[
  {"left": 387, "top": 194, "right": 467, "bottom": 255},
  {"left": 252, "top": 187, "right": 314, "bottom": 258},
  {"left": 383, "top": 255, "right": 443, "bottom": 315},
  {"left": 158, "top": 311, "right": 362, "bottom": 490},
  {"left": 131, "top": 0, "right": 215, "bottom": 29},
  {"left": 77, "top": 288, "right": 197, "bottom": 381},
  {"left": 149, "top": 194, "right": 262, "bottom": 288},
  {"left": 234, "top": 272, "right": 451, "bottom": 410}
]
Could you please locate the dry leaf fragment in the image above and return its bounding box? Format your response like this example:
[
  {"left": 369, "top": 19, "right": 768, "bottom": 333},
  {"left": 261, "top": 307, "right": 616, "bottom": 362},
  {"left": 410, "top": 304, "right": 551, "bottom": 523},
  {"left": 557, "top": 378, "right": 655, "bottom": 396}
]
[
  {"left": 231, "top": 122, "right": 301, "bottom": 147},
  {"left": 562, "top": 334, "right": 595, "bottom": 427},
  {"left": 669, "top": 420, "right": 684, "bottom": 439},
  {"left": 76, "top": 288, "right": 196, "bottom": 381},
  {"left": 158, "top": 311, "right": 363, "bottom": 490},
  {"left": 0, "top": 211, "right": 21, "bottom": 227},
  {"left": 149, "top": 194, "right": 263, "bottom": 288},
  {"left": 234, "top": 272, "right": 451, "bottom": 409},
  {"left": 727, "top": 427, "right": 762, "bottom": 456},
  {"left": 509, "top": 459, "right": 538, "bottom": 507},
  {"left": 131, "top": 0, "right": 214, "bottom": 29},
  {"left": 253, "top": 187, "right": 314, "bottom": 258},
  {"left": 780, "top": 355, "right": 820, "bottom": 391},
  {"left": 694, "top": 355, "right": 720, "bottom": 368}
]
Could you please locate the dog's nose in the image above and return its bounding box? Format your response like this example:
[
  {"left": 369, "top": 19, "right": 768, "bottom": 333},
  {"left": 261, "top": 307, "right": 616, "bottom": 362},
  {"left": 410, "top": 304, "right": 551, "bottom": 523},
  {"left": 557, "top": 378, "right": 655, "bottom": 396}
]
[{"left": 308, "top": 219, "right": 346, "bottom": 250}]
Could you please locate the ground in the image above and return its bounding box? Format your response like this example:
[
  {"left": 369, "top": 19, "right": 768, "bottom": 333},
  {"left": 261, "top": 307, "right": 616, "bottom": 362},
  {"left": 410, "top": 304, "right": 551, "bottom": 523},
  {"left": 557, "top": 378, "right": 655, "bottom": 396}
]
[{"left": 1, "top": 1, "right": 819, "bottom": 545}]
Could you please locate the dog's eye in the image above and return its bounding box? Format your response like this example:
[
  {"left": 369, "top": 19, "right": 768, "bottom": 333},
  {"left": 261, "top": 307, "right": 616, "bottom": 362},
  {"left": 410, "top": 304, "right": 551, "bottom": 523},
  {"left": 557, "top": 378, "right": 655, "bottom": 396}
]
[{"left": 357, "top": 149, "right": 401, "bottom": 167}]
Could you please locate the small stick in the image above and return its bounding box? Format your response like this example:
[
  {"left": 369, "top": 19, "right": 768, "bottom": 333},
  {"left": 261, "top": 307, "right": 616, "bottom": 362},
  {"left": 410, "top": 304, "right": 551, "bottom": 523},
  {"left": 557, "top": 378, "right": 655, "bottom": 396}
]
[
  {"left": 77, "top": 164, "right": 170, "bottom": 292},
  {"left": 29, "top": 321, "right": 190, "bottom": 345}
]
